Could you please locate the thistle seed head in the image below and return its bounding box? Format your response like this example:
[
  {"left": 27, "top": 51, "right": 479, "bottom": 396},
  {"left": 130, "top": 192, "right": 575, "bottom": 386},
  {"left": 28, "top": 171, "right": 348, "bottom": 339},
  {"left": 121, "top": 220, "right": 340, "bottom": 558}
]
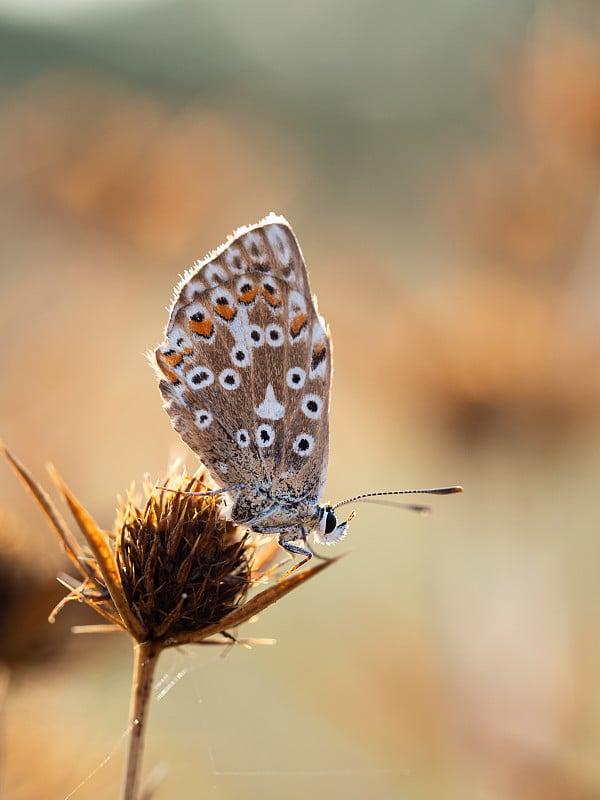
[
  {"left": 1, "top": 445, "right": 337, "bottom": 651},
  {"left": 116, "top": 469, "right": 251, "bottom": 639}
]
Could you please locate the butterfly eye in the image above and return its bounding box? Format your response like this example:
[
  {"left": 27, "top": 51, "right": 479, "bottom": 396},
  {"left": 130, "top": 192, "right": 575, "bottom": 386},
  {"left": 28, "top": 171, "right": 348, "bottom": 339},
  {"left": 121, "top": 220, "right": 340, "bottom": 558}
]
[
  {"left": 324, "top": 508, "right": 338, "bottom": 534},
  {"left": 314, "top": 508, "right": 352, "bottom": 546}
]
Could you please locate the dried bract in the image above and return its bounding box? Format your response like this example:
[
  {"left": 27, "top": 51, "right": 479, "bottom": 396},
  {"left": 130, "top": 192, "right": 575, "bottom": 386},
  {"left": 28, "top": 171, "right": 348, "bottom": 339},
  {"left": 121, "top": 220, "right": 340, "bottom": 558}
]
[{"left": 1, "top": 445, "right": 336, "bottom": 649}]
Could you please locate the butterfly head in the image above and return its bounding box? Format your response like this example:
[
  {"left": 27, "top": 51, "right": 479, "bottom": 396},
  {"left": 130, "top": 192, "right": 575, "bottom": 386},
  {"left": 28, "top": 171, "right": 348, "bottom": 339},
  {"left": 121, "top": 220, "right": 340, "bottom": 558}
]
[{"left": 313, "top": 504, "right": 355, "bottom": 546}]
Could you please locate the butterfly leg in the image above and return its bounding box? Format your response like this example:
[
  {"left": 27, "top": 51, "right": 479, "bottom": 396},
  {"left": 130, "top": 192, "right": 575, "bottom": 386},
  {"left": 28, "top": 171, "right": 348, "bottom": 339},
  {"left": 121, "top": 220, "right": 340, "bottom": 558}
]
[
  {"left": 279, "top": 539, "right": 313, "bottom": 578},
  {"left": 278, "top": 532, "right": 339, "bottom": 576}
]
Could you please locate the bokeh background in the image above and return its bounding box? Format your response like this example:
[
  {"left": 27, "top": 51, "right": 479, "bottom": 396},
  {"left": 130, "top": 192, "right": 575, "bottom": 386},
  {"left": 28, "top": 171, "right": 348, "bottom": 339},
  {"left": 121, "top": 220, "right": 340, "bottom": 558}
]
[{"left": 2, "top": 1, "right": 600, "bottom": 798}]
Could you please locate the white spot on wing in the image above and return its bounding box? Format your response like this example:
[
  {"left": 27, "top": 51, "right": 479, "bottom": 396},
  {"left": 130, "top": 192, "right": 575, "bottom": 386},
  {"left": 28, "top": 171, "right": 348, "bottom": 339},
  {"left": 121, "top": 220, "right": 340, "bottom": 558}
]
[
  {"left": 168, "top": 325, "right": 193, "bottom": 352},
  {"left": 293, "top": 433, "right": 315, "bottom": 457},
  {"left": 219, "top": 369, "right": 241, "bottom": 390},
  {"left": 236, "top": 429, "right": 250, "bottom": 448},
  {"left": 182, "top": 279, "right": 206, "bottom": 303},
  {"left": 222, "top": 246, "right": 246, "bottom": 272},
  {"left": 171, "top": 381, "right": 186, "bottom": 400},
  {"left": 286, "top": 367, "right": 306, "bottom": 389},
  {"left": 256, "top": 423, "right": 275, "bottom": 448},
  {"left": 266, "top": 323, "right": 284, "bottom": 347},
  {"left": 301, "top": 394, "right": 323, "bottom": 419},
  {"left": 210, "top": 287, "right": 234, "bottom": 306},
  {"left": 244, "top": 231, "right": 268, "bottom": 261},
  {"left": 264, "top": 224, "right": 291, "bottom": 259},
  {"left": 186, "top": 302, "right": 208, "bottom": 320},
  {"left": 194, "top": 409, "right": 212, "bottom": 429},
  {"left": 230, "top": 345, "right": 250, "bottom": 367},
  {"left": 288, "top": 290, "right": 307, "bottom": 314},
  {"left": 203, "top": 264, "right": 228, "bottom": 284},
  {"left": 248, "top": 325, "right": 264, "bottom": 347},
  {"left": 254, "top": 383, "right": 286, "bottom": 420},
  {"left": 187, "top": 366, "right": 214, "bottom": 389}
]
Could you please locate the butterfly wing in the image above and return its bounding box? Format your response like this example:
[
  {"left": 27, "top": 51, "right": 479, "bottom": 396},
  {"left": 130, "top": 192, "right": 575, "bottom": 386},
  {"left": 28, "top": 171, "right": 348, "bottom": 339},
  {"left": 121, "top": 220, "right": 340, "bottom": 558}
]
[{"left": 155, "top": 215, "right": 332, "bottom": 506}]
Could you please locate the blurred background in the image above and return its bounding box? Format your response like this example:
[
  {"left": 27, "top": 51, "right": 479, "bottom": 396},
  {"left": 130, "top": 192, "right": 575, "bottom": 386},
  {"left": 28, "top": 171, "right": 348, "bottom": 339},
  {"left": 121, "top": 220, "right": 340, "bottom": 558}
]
[{"left": 2, "top": 1, "right": 600, "bottom": 798}]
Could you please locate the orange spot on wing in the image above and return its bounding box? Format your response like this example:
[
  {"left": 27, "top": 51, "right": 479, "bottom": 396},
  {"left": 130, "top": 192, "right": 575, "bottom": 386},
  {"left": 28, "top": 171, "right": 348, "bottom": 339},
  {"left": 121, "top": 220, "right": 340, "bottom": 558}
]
[
  {"left": 290, "top": 313, "right": 308, "bottom": 338},
  {"left": 239, "top": 286, "right": 258, "bottom": 304},
  {"left": 262, "top": 288, "right": 281, "bottom": 307},
  {"left": 189, "top": 318, "right": 214, "bottom": 338},
  {"left": 163, "top": 351, "right": 183, "bottom": 368},
  {"left": 164, "top": 367, "right": 180, "bottom": 384},
  {"left": 214, "top": 305, "right": 237, "bottom": 321}
]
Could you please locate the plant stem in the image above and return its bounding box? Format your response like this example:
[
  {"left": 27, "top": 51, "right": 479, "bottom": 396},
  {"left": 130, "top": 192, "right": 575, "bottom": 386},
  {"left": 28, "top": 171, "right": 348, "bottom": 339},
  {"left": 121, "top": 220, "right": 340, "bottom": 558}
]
[{"left": 121, "top": 641, "right": 161, "bottom": 800}]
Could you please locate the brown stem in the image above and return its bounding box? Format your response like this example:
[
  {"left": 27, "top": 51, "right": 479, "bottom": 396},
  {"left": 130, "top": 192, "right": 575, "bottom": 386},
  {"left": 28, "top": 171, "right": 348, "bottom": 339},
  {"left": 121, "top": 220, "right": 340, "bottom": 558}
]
[{"left": 121, "top": 641, "right": 161, "bottom": 800}]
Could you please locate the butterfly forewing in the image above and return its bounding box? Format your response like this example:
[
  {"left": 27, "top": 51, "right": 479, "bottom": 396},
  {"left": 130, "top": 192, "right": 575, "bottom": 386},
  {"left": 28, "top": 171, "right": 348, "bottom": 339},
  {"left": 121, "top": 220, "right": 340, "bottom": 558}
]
[{"left": 155, "top": 214, "right": 332, "bottom": 512}]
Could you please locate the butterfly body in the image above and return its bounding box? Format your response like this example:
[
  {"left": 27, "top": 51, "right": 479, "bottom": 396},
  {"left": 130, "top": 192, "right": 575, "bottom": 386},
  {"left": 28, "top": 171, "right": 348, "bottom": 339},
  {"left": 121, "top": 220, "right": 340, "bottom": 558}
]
[{"left": 155, "top": 214, "right": 351, "bottom": 564}]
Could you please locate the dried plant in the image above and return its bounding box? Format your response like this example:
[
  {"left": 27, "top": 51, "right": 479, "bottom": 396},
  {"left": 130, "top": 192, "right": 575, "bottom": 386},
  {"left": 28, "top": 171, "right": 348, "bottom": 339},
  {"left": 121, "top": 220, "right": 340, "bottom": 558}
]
[{"left": 1, "top": 444, "right": 335, "bottom": 800}]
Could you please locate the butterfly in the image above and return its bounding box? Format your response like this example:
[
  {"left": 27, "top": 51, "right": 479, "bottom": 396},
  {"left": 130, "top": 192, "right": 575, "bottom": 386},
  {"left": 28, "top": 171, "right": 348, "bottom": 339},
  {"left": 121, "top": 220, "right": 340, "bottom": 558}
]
[{"left": 154, "top": 213, "right": 461, "bottom": 570}]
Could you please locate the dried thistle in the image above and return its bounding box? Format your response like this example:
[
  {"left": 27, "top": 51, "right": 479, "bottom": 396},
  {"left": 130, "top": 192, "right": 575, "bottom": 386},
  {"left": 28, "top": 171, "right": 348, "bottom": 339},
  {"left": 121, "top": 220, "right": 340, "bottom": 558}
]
[
  {"left": 115, "top": 471, "right": 252, "bottom": 641},
  {"left": 1, "top": 444, "right": 335, "bottom": 800}
]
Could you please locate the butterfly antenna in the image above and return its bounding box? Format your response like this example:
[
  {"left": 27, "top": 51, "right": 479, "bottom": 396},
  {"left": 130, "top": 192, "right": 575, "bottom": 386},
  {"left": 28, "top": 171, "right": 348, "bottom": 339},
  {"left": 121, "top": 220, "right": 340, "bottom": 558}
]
[{"left": 333, "top": 486, "right": 463, "bottom": 511}]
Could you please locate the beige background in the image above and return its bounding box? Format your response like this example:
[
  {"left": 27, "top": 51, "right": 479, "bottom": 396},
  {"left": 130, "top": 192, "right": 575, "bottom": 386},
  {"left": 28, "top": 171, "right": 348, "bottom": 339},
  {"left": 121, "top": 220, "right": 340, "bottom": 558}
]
[{"left": 2, "top": 2, "right": 600, "bottom": 798}]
